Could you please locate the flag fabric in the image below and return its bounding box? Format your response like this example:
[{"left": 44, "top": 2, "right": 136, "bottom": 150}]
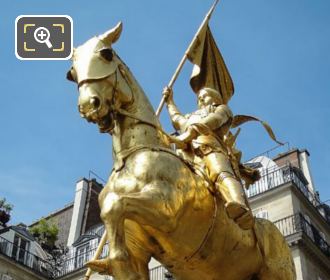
[
  {"left": 231, "top": 115, "right": 284, "bottom": 145},
  {"left": 186, "top": 22, "right": 283, "bottom": 146},
  {"left": 187, "top": 23, "right": 234, "bottom": 104}
]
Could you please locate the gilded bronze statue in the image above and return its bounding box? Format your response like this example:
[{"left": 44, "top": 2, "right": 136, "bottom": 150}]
[
  {"left": 66, "top": 18, "right": 296, "bottom": 279},
  {"left": 66, "top": 1, "right": 296, "bottom": 278},
  {"left": 164, "top": 86, "right": 254, "bottom": 230}
]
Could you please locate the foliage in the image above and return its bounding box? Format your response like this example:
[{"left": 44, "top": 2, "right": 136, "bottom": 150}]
[
  {"left": 0, "top": 197, "right": 13, "bottom": 226},
  {"left": 29, "top": 218, "right": 59, "bottom": 251},
  {"left": 47, "top": 244, "right": 69, "bottom": 277},
  {"left": 0, "top": 198, "right": 13, "bottom": 213},
  {"left": 29, "top": 219, "right": 69, "bottom": 276}
]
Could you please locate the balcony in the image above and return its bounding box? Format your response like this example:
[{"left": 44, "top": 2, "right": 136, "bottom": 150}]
[
  {"left": 54, "top": 212, "right": 329, "bottom": 278},
  {"left": 57, "top": 243, "right": 172, "bottom": 279},
  {"left": 0, "top": 235, "right": 52, "bottom": 277},
  {"left": 55, "top": 240, "right": 109, "bottom": 277},
  {"left": 274, "top": 213, "right": 330, "bottom": 258},
  {"left": 246, "top": 165, "right": 321, "bottom": 207}
]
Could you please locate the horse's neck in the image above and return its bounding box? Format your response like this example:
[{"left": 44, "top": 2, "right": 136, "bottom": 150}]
[{"left": 111, "top": 66, "right": 166, "bottom": 158}]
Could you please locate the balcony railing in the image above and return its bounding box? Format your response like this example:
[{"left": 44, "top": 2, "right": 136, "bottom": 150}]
[
  {"left": 54, "top": 213, "right": 329, "bottom": 278},
  {"left": 0, "top": 235, "right": 52, "bottom": 277},
  {"left": 56, "top": 244, "right": 172, "bottom": 279},
  {"left": 150, "top": 265, "right": 167, "bottom": 280},
  {"left": 55, "top": 240, "right": 109, "bottom": 277},
  {"left": 274, "top": 213, "right": 330, "bottom": 258},
  {"left": 246, "top": 165, "right": 321, "bottom": 207}
]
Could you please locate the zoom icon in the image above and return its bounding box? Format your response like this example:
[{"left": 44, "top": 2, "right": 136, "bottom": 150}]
[{"left": 15, "top": 15, "right": 73, "bottom": 60}]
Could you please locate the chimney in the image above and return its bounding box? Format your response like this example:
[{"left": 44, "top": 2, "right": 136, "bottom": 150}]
[
  {"left": 67, "top": 178, "right": 88, "bottom": 246},
  {"left": 298, "top": 149, "right": 315, "bottom": 193}
]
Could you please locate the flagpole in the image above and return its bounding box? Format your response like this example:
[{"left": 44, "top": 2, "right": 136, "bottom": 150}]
[
  {"left": 155, "top": 0, "right": 220, "bottom": 117},
  {"left": 84, "top": 231, "right": 108, "bottom": 280}
]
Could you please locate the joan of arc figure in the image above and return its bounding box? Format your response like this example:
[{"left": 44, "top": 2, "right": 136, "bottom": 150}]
[{"left": 163, "top": 86, "right": 254, "bottom": 230}]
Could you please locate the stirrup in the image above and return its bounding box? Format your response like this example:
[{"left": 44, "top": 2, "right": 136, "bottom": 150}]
[{"left": 225, "top": 202, "right": 254, "bottom": 230}]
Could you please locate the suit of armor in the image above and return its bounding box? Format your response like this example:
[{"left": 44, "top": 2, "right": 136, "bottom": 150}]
[{"left": 165, "top": 87, "right": 254, "bottom": 230}]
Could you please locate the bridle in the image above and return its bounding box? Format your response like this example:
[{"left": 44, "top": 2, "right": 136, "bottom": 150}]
[{"left": 76, "top": 56, "right": 220, "bottom": 262}]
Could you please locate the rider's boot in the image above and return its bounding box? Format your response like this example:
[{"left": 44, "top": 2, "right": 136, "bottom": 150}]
[{"left": 216, "top": 171, "right": 254, "bottom": 230}]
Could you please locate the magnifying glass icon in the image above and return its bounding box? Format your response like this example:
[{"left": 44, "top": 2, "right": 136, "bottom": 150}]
[{"left": 34, "top": 27, "right": 53, "bottom": 49}]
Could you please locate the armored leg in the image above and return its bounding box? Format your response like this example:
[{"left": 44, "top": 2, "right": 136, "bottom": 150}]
[
  {"left": 204, "top": 152, "right": 254, "bottom": 230},
  {"left": 216, "top": 171, "right": 254, "bottom": 230}
]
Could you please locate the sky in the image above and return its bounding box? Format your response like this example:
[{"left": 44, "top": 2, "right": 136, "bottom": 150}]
[{"left": 0, "top": 0, "right": 329, "bottom": 225}]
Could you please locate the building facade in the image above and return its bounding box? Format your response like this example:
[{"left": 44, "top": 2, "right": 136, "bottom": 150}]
[
  {"left": 247, "top": 149, "right": 330, "bottom": 279},
  {"left": 0, "top": 148, "right": 329, "bottom": 280},
  {"left": 0, "top": 224, "right": 52, "bottom": 280}
]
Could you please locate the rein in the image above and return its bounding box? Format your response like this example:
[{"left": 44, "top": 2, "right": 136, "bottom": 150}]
[
  {"left": 113, "top": 71, "right": 219, "bottom": 259},
  {"left": 185, "top": 194, "right": 218, "bottom": 262},
  {"left": 105, "top": 65, "right": 220, "bottom": 262},
  {"left": 108, "top": 67, "right": 186, "bottom": 149}
]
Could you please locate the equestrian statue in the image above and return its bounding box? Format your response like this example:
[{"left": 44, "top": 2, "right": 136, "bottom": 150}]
[{"left": 66, "top": 1, "right": 296, "bottom": 279}]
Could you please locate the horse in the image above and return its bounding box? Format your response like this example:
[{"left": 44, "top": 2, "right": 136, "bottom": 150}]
[{"left": 67, "top": 22, "right": 296, "bottom": 280}]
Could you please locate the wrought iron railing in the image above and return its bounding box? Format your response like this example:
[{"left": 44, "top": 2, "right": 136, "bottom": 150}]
[
  {"left": 274, "top": 213, "right": 330, "bottom": 258},
  {"left": 246, "top": 165, "right": 321, "bottom": 207},
  {"left": 55, "top": 240, "right": 109, "bottom": 277},
  {"left": 57, "top": 246, "right": 172, "bottom": 279},
  {"left": 54, "top": 213, "right": 329, "bottom": 278},
  {"left": 0, "top": 235, "right": 52, "bottom": 277},
  {"left": 149, "top": 265, "right": 167, "bottom": 280}
]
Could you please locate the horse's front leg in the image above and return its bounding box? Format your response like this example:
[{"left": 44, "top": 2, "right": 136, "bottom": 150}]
[
  {"left": 100, "top": 181, "right": 181, "bottom": 261},
  {"left": 100, "top": 192, "right": 127, "bottom": 260},
  {"left": 119, "top": 184, "right": 181, "bottom": 233},
  {"left": 99, "top": 192, "right": 151, "bottom": 280}
]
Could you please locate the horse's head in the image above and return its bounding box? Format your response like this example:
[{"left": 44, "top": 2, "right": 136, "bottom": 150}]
[{"left": 67, "top": 22, "right": 131, "bottom": 133}]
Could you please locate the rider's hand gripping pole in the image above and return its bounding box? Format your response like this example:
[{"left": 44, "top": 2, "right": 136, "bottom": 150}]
[{"left": 155, "top": 0, "right": 220, "bottom": 117}]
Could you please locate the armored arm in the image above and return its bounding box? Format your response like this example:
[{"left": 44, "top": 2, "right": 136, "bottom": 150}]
[
  {"left": 199, "top": 105, "right": 233, "bottom": 130},
  {"left": 163, "top": 87, "right": 188, "bottom": 131}
]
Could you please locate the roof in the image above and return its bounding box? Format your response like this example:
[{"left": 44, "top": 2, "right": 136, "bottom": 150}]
[
  {"left": 0, "top": 224, "right": 35, "bottom": 241},
  {"left": 29, "top": 202, "right": 74, "bottom": 227},
  {"left": 272, "top": 148, "right": 310, "bottom": 161}
]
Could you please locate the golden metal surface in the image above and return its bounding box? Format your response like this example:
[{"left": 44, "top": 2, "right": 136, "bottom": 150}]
[
  {"left": 68, "top": 21, "right": 296, "bottom": 280},
  {"left": 164, "top": 86, "right": 254, "bottom": 230}
]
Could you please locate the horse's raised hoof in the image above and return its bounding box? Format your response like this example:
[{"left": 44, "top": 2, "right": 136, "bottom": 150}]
[{"left": 86, "top": 259, "right": 112, "bottom": 275}]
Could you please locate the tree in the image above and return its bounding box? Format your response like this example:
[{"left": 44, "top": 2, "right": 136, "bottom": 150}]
[
  {"left": 29, "top": 219, "right": 69, "bottom": 277},
  {"left": 0, "top": 198, "right": 13, "bottom": 226},
  {"left": 29, "top": 219, "right": 59, "bottom": 252}
]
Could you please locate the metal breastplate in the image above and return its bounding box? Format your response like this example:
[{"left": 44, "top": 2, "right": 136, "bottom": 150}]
[{"left": 184, "top": 107, "right": 212, "bottom": 130}]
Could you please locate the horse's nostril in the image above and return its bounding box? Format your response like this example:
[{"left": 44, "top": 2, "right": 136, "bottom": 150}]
[{"left": 90, "top": 97, "right": 101, "bottom": 108}]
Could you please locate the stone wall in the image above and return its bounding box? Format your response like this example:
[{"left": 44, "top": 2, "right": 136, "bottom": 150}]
[{"left": 0, "top": 255, "right": 46, "bottom": 280}]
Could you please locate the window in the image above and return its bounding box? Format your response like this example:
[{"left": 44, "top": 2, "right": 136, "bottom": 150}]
[
  {"left": 303, "top": 214, "right": 314, "bottom": 241},
  {"left": 11, "top": 234, "right": 30, "bottom": 265},
  {"left": 75, "top": 243, "right": 91, "bottom": 269},
  {"left": 319, "top": 231, "right": 327, "bottom": 252},
  {"left": 254, "top": 210, "right": 269, "bottom": 220}
]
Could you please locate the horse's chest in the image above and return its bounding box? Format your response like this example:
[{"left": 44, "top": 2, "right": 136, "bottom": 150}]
[{"left": 106, "top": 171, "right": 142, "bottom": 194}]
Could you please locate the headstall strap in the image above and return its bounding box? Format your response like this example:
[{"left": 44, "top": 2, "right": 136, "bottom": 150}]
[{"left": 111, "top": 69, "right": 219, "bottom": 257}]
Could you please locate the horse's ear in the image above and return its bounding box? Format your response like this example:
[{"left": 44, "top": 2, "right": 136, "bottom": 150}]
[{"left": 99, "top": 22, "right": 123, "bottom": 45}]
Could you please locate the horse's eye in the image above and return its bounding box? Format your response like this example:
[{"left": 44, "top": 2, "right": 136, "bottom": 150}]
[
  {"left": 99, "top": 48, "right": 113, "bottom": 61},
  {"left": 66, "top": 69, "right": 75, "bottom": 82}
]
